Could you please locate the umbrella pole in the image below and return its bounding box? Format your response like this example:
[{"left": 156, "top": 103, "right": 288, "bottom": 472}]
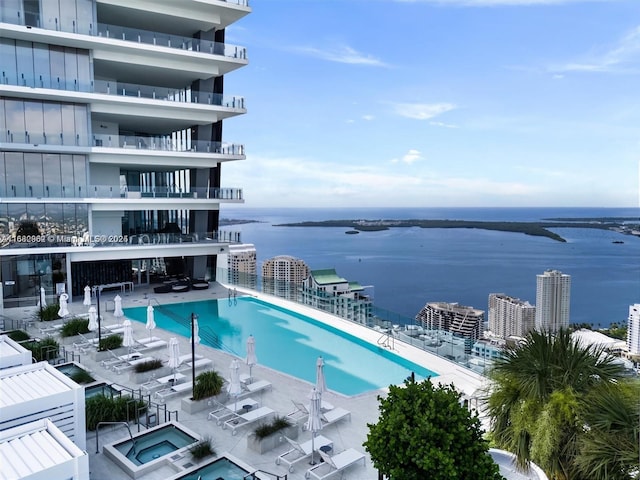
[{"left": 310, "top": 433, "right": 316, "bottom": 465}]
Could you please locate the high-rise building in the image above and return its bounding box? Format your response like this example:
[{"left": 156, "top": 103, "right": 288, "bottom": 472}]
[
  {"left": 262, "top": 255, "right": 310, "bottom": 301},
  {"left": 535, "top": 269, "right": 571, "bottom": 332},
  {"left": 0, "top": 1, "right": 250, "bottom": 307},
  {"left": 415, "top": 302, "right": 484, "bottom": 353},
  {"left": 488, "top": 293, "right": 536, "bottom": 339},
  {"left": 226, "top": 243, "right": 256, "bottom": 289},
  {"left": 300, "top": 269, "right": 372, "bottom": 325},
  {"left": 627, "top": 304, "right": 640, "bottom": 355}
]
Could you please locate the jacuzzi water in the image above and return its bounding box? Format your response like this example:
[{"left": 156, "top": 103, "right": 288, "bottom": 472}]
[{"left": 113, "top": 425, "right": 198, "bottom": 466}]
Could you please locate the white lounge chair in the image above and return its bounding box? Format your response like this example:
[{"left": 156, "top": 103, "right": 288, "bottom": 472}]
[
  {"left": 286, "top": 400, "right": 309, "bottom": 424},
  {"left": 112, "top": 356, "right": 154, "bottom": 374},
  {"left": 178, "top": 357, "right": 212, "bottom": 371},
  {"left": 305, "top": 448, "right": 366, "bottom": 479},
  {"left": 207, "top": 397, "right": 259, "bottom": 425},
  {"left": 222, "top": 406, "right": 274, "bottom": 435},
  {"left": 38, "top": 323, "right": 64, "bottom": 335},
  {"left": 154, "top": 381, "right": 193, "bottom": 403},
  {"left": 320, "top": 407, "right": 351, "bottom": 427},
  {"left": 100, "top": 350, "right": 144, "bottom": 369},
  {"left": 276, "top": 435, "right": 333, "bottom": 472},
  {"left": 242, "top": 379, "right": 272, "bottom": 395},
  {"left": 135, "top": 339, "right": 167, "bottom": 352}
]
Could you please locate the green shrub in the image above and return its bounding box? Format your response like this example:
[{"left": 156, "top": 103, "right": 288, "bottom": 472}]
[
  {"left": 253, "top": 416, "right": 292, "bottom": 439},
  {"left": 60, "top": 318, "right": 90, "bottom": 337},
  {"left": 37, "top": 304, "right": 60, "bottom": 322},
  {"left": 192, "top": 370, "right": 224, "bottom": 401},
  {"left": 70, "top": 369, "right": 95, "bottom": 384},
  {"left": 7, "top": 330, "right": 30, "bottom": 342},
  {"left": 189, "top": 437, "right": 215, "bottom": 460},
  {"left": 134, "top": 358, "right": 163, "bottom": 373},
  {"left": 98, "top": 334, "right": 122, "bottom": 351},
  {"left": 85, "top": 394, "right": 147, "bottom": 431},
  {"left": 24, "top": 337, "right": 60, "bottom": 362}
]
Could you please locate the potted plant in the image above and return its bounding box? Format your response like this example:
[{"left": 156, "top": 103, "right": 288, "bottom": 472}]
[
  {"left": 129, "top": 358, "right": 172, "bottom": 384},
  {"left": 181, "top": 370, "right": 227, "bottom": 414},
  {"left": 247, "top": 416, "right": 299, "bottom": 454}
]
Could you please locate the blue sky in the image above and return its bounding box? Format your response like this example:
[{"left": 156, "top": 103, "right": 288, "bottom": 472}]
[{"left": 222, "top": 0, "right": 640, "bottom": 208}]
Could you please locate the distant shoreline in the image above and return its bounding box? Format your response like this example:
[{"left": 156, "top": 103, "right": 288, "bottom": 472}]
[{"left": 271, "top": 218, "right": 638, "bottom": 242}]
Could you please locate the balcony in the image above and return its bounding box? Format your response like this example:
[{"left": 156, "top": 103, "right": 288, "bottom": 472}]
[{"left": 1, "top": 184, "right": 243, "bottom": 202}]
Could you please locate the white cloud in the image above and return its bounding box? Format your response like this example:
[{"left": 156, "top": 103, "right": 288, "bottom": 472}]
[
  {"left": 391, "top": 102, "right": 457, "bottom": 120},
  {"left": 391, "top": 149, "right": 424, "bottom": 165},
  {"left": 553, "top": 25, "right": 640, "bottom": 73},
  {"left": 291, "top": 45, "right": 388, "bottom": 67},
  {"left": 429, "top": 121, "right": 459, "bottom": 128},
  {"left": 362, "top": 115, "right": 375, "bottom": 121}
]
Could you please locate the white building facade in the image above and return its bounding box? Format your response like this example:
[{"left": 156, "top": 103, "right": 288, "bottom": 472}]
[
  {"left": 415, "top": 302, "right": 485, "bottom": 354},
  {"left": 225, "top": 243, "right": 257, "bottom": 289},
  {"left": 488, "top": 293, "right": 536, "bottom": 339},
  {"left": 627, "top": 303, "right": 640, "bottom": 356},
  {"left": 535, "top": 269, "right": 571, "bottom": 332},
  {"left": 0, "top": 0, "right": 250, "bottom": 308}
]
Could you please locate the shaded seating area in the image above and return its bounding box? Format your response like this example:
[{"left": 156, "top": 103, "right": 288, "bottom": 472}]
[
  {"left": 276, "top": 435, "right": 333, "bottom": 473},
  {"left": 305, "top": 448, "right": 366, "bottom": 479}
]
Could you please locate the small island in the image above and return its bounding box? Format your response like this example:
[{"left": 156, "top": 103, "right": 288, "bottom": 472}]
[{"left": 273, "top": 218, "right": 638, "bottom": 242}]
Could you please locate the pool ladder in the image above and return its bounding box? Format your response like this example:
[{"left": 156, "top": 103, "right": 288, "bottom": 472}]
[
  {"left": 243, "top": 469, "right": 287, "bottom": 479},
  {"left": 95, "top": 421, "right": 136, "bottom": 454}
]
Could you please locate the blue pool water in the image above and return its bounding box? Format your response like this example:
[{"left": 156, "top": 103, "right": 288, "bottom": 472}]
[
  {"left": 85, "top": 382, "right": 120, "bottom": 399},
  {"left": 114, "top": 425, "right": 197, "bottom": 466},
  {"left": 124, "top": 297, "right": 437, "bottom": 395},
  {"left": 177, "top": 457, "right": 249, "bottom": 480}
]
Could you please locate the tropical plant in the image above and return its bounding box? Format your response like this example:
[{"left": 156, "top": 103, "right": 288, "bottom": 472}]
[
  {"left": 69, "top": 369, "right": 95, "bottom": 384},
  {"left": 60, "top": 318, "right": 90, "bottom": 337},
  {"left": 364, "top": 377, "right": 503, "bottom": 480},
  {"left": 485, "top": 328, "right": 627, "bottom": 480},
  {"left": 192, "top": 370, "right": 224, "bottom": 401},
  {"left": 253, "top": 416, "right": 292, "bottom": 439},
  {"left": 7, "top": 330, "right": 30, "bottom": 342},
  {"left": 98, "top": 334, "right": 122, "bottom": 351},
  {"left": 36, "top": 304, "right": 60, "bottom": 321},
  {"left": 85, "top": 394, "right": 147, "bottom": 431},
  {"left": 134, "top": 358, "right": 163, "bottom": 373},
  {"left": 574, "top": 380, "right": 640, "bottom": 480},
  {"left": 189, "top": 437, "right": 215, "bottom": 460},
  {"left": 24, "top": 337, "right": 60, "bottom": 362}
]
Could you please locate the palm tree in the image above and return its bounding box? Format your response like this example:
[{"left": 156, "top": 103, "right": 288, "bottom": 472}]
[{"left": 485, "top": 328, "right": 627, "bottom": 480}]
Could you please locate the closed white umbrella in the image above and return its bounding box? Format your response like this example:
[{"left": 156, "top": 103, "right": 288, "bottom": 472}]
[
  {"left": 190, "top": 316, "right": 200, "bottom": 345},
  {"left": 58, "top": 293, "right": 69, "bottom": 318},
  {"left": 315, "top": 356, "right": 327, "bottom": 394},
  {"left": 146, "top": 305, "right": 156, "bottom": 340},
  {"left": 122, "top": 319, "right": 135, "bottom": 354},
  {"left": 113, "top": 295, "right": 124, "bottom": 321},
  {"left": 38, "top": 287, "right": 46, "bottom": 308},
  {"left": 305, "top": 387, "right": 324, "bottom": 465},
  {"left": 83, "top": 285, "right": 92, "bottom": 306},
  {"left": 88, "top": 306, "right": 99, "bottom": 340},
  {"left": 227, "top": 359, "right": 242, "bottom": 412},
  {"left": 167, "top": 337, "right": 181, "bottom": 382},
  {"left": 246, "top": 335, "right": 257, "bottom": 381}
]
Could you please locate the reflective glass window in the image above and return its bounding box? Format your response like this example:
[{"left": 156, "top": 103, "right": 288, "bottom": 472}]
[
  {"left": 0, "top": 39, "right": 17, "bottom": 85},
  {"left": 49, "top": 46, "right": 65, "bottom": 88},
  {"left": 24, "top": 153, "right": 44, "bottom": 196},
  {"left": 24, "top": 101, "right": 43, "bottom": 144},
  {"left": 5, "top": 100, "right": 25, "bottom": 142},
  {"left": 1, "top": 0, "right": 23, "bottom": 24},
  {"left": 15, "top": 40, "right": 34, "bottom": 86},
  {"left": 44, "top": 102, "right": 62, "bottom": 145},
  {"left": 60, "top": 104, "right": 75, "bottom": 145},
  {"left": 33, "top": 42, "right": 51, "bottom": 88},
  {"left": 43, "top": 154, "right": 61, "bottom": 195},
  {"left": 74, "top": 105, "right": 88, "bottom": 145},
  {"left": 4, "top": 153, "right": 24, "bottom": 195}
]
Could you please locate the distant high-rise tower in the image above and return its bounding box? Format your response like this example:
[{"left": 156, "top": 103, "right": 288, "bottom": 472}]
[
  {"left": 415, "top": 302, "right": 484, "bottom": 353},
  {"left": 227, "top": 244, "right": 257, "bottom": 289},
  {"left": 627, "top": 304, "right": 640, "bottom": 355},
  {"left": 535, "top": 269, "right": 571, "bottom": 332},
  {"left": 488, "top": 293, "right": 536, "bottom": 338},
  {"left": 262, "top": 255, "right": 310, "bottom": 301}
]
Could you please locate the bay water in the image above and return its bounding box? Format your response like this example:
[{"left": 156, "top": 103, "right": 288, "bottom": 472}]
[{"left": 220, "top": 207, "right": 640, "bottom": 328}]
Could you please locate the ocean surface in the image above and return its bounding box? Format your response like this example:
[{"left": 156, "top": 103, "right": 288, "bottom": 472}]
[{"left": 219, "top": 207, "right": 640, "bottom": 328}]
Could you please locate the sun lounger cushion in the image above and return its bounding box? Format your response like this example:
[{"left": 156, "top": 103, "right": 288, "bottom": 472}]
[
  {"left": 306, "top": 448, "right": 366, "bottom": 479},
  {"left": 321, "top": 407, "right": 351, "bottom": 426}
]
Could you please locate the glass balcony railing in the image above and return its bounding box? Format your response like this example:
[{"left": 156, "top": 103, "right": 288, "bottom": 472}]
[
  {"left": 2, "top": 184, "right": 243, "bottom": 200},
  {"left": 1, "top": 130, "right": 86, "bottom": 146},
  {"left": 2, "top": 11, "right": 247, "bottom": 60},
  {"left": 2, "top": 230, "right": 242, "bottom": 249},
  {"left": 2, "top": 74, "right": 245, "bottom": 110},
  {"left": 93, "top": 134, "right": 245, "bottom": 156}
]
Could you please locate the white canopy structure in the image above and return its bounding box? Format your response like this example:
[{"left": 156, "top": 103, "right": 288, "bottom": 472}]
[{"left": 0, "top": 335, "right": 32, "bottom": 370}]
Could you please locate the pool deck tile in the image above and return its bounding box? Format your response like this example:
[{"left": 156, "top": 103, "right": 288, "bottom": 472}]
[{"left": 10, "top": 282, "right": 489, "bottom": 480}]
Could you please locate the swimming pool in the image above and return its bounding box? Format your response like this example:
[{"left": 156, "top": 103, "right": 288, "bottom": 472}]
[
  {"left": 174, "top": 457, "right": 250, "bottom": 480},
  {"left": 124, "top": 297, "right": 437, "bottom": 395}
]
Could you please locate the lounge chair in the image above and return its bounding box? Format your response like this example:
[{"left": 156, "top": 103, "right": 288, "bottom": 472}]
[
  {"left": 178, "top": 357, "right": 212, "bottom": 372},
  {"left": 207, "top": 397, "right": 259, "bottom": 425},
  {"left": 154, "top": 381, "right": 193, "bottom": 403},
  {"left": 38, "top": 323, "right": 64, "bottom": 335},
  {"left": 276, "top": 435, "right": 333, "bottom": 472},
  {"left": 320, "top": 407, "right": 351, "bottom": 427},
  {"left": 141, "top": 372, "right": 186, "bottom": 395},
  {"left": 286, "top": 400, "right": 309, "bottom": 424},
  {"left": 135, "top": 339, "right": 168, "bottom": 352},
  {"left": 305, "top": 448, "right": 366, "bottom": 479},
  {"left": 112, "top": 356, "right": 154, "bottom": 374},
  {"left": 222, "top": 406, "right": 274, "bottom": 435},
  {"left": 100, "top": 350, "right": 144, "bottom": 369},
  {"left": 242, "top": 379, "right": 272, "bottom": 395}
]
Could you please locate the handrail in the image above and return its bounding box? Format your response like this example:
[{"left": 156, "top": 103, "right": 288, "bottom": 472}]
[
  {"left": 243, "top": 470, "right": 287, "bottom": 480},
  {"left": 95, "top": 421, "right": 135, "bottom": 454}
]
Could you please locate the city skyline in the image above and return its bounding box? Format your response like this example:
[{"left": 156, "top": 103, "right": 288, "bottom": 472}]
[{"left": 223, "top": 0, "right": 640, "bottom": 208}]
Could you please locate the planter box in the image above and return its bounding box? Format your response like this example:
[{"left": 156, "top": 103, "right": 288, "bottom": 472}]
[
  {"left": 181, "top": 391, "right": 229, "bottom": 415},
  {"left": 129, "top": 366, "right": 172, "bottom": 384},
  {"left": 247, "top": 425, "right": 299, "bottom": 454}
]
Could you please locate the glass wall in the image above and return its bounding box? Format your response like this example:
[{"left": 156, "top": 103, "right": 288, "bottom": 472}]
[
  {"left": 0, "top": 98, "right": 89, "bottom": 145},
  {"left": 1, "top": 0, "right": 94, "bottom": 34},
  {"left": 0, "top": 253, "right": 67, "bottom": 308},
  {"left": 0, "top": 38, "right": 92, "bottom": 90}
]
